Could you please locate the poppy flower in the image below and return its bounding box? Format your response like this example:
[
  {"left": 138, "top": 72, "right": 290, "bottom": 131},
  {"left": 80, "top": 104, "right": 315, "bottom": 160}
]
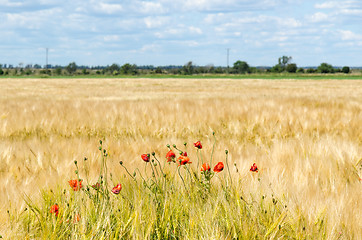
[
  {"left": 213, "top": 162, "right": 224, "bottom": 173},
  {"left": 178, "top": 155, "right": 191, "bottom": 166},
  {"left": 50, "top": 204, "right": 59, "bottom": 217},
  {"left": 112, "top": 183, "right": 122, "bottom": 194},
  {"left": 250, "top": 163, "right": 258, "bottom": 172},
  {"left": 194, "top": 141, "right": 202, "bottom": 149},
  {"left": 141, "top": 153, "right": 150, "bottom": 162},
  {"left": 201, "top": 163, "right": 211, "bottom": 172},
  {"left": 68, "top": 179, "right": 83, "bottom": 191},
  {"left": 181, "top": 152, "right": 188, "bottom": 156},
  {"left": 166, "top": 150, "right": 176, "bottom": 162},
  {"left": 92, "top": 182, "right": 101, "bottom": 190}
]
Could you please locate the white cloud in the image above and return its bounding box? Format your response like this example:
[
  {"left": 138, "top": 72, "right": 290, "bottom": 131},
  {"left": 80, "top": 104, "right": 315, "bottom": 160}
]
[
  {"left": 315, "top": 1, "right": 339, "bottom": 9},
  {"left": 339, "top": 30, "right": 362, "bottom": 41},
  {"left": 0, "top": 0, "right": 23, "bottom": 7},
  {"left": 139, "top": 1, "right": 165, "bottom": 14},
  {"left": 308, "top": 12, "right": 329, "bottom": 22},
  {"left": 97, "top": 2, "right": 123, "bottom": 14},
  {"left": 103, "top": 35, "right": 120, "bottom": 42},
  {"left": 144, "top": 16, "right": 169, "bottom": 28},
  {"left": 189, "top": 26, "right": 202, "bottom": 34}
]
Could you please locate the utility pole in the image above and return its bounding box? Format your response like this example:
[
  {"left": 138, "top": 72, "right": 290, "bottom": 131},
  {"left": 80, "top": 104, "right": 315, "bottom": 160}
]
[
  {"left": 46, "top": 48, "right": 48, "bottom": 69},
  {"left": 226, "top": 48, "right": 230, "bottom": 73}
]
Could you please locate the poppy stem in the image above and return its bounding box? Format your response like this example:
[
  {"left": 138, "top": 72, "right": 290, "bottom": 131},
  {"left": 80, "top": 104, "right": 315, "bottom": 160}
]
[
  {"left": 120, "top": 163, "right": 137, "bottom": 182},
  {"left": 135, "top": 168, "right": 152, "bottom": 190},
  {"left": 196, "top": 149, "right": 201, "bottom": 174},
  {"left": 177, "top": 166, "right": 188, "bottom": 192},
  {"left": 225, "top": 150, "right": 232, "bottom": 186},
  {"left": 210, "top": 132, "right": 216, "bottom": 168},
  {"left": 152, "top": 155, "right": 165, "bottom": 176}
]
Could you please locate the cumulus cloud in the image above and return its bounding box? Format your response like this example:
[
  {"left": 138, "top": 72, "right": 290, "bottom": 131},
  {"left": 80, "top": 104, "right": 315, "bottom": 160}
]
[{"left": 0, "top": 0, "right": 361, "bottom": 66}]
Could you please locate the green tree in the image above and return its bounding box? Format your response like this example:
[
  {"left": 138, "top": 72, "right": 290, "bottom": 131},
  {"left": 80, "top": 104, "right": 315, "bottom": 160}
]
[
  {"left": 342, "top": 66, "right": 350, "bottom": 74},
  {"left": 317, "top": 63, "right": 334, "bottom": 73},
  {"left": 121, "top": 63, "right": 138, "bottom": 75},
  {"left": 66, "top": 62, "right": 77, "bottom": 75},
  {"left": 182, "top": 61, "right": 194, "bottom": 75},
  {"left": 107, "top": 63, "right": 120, "bottom": 74},
  {"left": 233, "top": 60, "right": 250, "bottom": 74},
  {"left": 270, "top": 64, "right": 283, "bottom": 73},
  {"left": 306, "top": 68, "right": 316, "bottom": 73},
  {"left": 0, "top": 68, "right": 3, "bottom": 75},
  {"left": 286, "top": 63, "right": 297, "bottom": 73},
  {"left": 297, "top": 68, "right": 305, "bottom": 73},
  {"left": 155, "top": 67, "right": 163, "bottom": 74},
  {"left": 278, "top": 56, "right": 292, "bottom": 68},
  {"left": 54, "top": 67, "right": 62, "bottom": 75}
]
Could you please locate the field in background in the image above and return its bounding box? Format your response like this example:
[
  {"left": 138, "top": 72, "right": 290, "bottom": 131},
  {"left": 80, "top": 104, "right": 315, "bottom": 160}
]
[{"left": 0, "top": 78, "right": 361, "bottom": 238}]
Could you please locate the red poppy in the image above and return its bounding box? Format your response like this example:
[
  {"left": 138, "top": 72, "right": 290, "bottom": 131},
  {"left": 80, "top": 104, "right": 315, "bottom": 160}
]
[
  {"left": 194, "top": 141, "right": 202, "bottom": 149},
  {"left": 178, "top": 155, "right": 191, "bottom": 166},
  {"left": 68, "top": 179, "right": 83, "bottom": 191},
  {"left": 213, "top": 162, "right": 224, "bottom": 173},
  {"left": 250, "top": 163, "right": 258, "bottom": 172},
  {"left": 201, "top": 163, "right": 211, "bottom": 172},
  {"left": 92, "top": 182, "right": 101, "bottom": 190},
  {"left": 166, "top": 150, "right": 176, "bottom": 162},
  {"left": 181, "top": 152, "right": 188, "bottom": 156},
  {"left": 50, "top": 204, "right": 59, "bottom": 217},
  {"left": 141, "top": 153, "right": 150, "bottom": 162},
  {"left": 112, "top": 183, "right": 122, "bottom": 194}
]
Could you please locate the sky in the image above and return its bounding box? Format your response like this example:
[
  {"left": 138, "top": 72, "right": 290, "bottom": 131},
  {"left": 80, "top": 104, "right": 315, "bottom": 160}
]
[{"left": 0, "top": 0, "right": 361, "bottom": 67}]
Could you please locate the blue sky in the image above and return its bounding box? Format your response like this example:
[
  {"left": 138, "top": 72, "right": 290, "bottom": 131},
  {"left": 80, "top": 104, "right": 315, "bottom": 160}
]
[{"left": 0, "top": 0, "right": 361, "bottom": 67}]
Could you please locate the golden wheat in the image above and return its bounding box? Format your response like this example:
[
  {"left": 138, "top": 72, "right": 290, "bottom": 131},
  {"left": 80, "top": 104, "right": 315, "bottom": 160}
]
[{"left": 0, "top": 78, "right": 361, "bottom": 238}]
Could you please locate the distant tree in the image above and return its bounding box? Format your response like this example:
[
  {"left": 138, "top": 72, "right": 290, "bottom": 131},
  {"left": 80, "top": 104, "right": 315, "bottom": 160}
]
[
  {"left": 66, "top": 62, "right": 77, "bottom": 75},
  {"left": 297, "top": 68, "right": 305, "bottom": 73},
  {"left": 0, "top": 68, "right": 3, "bottom": 75},
  {"left": 342, "top": 66, "right": 350, "bottom": 74},
  {"left": 233, "top": 60, "right": 250, "bottom": 74},
  {"left": 317, "top": 63, "right": 334, "bottom": 73},
  {"left": 155, "top": 67, "right": 163, "bottom": 74},
  {"left": 34, "top": 64, "right": 42, "bottom": 69},
  {"left": 54, "top": 67, "right": 62, "bottom": 75},
  {"left": 82, "top": 68, "right": 89, "bottom": 75},
  {"left": 107, "top": 63, "right": 120, "bottom": 73},
  {"left": 286, "top": 63, "right": 297, "bottom": 73},
  {"left": 121, "top": 63, "right": 138, "bottom": 75},
  {"left": 270, "top": 64, "right": 283, "bottom": 73},
  {"left": 306, "top": 68, "right": 316, "bottom": 73},
  {"left": 24, "top": 69, "right": 32, "bottom": 75},
  {"left": 182, "top": 61, "right": 194, "bottom": 75},
  {"left": 278, "top": 56, "right": 292, "bottom": 68}
]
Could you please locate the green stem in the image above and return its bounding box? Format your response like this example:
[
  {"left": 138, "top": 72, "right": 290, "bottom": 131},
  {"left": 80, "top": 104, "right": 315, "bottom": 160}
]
[
  {"left": 210, "top": 132, "right": 216, "bottom": 167},
  {"left": 178, "top": 166, "right": 187, "bottom": 192},
  {"left": 225, "top": 151, "right": 233, "bottom": 186}
]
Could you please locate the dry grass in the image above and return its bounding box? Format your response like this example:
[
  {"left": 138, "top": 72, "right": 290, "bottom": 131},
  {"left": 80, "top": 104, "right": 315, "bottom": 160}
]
[{"left": 0, "top": 78, "right": 361, "bottom": 238}]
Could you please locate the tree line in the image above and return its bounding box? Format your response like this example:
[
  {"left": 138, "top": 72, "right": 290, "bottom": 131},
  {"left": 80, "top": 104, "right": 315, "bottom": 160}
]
[{"left": 0, "top": 56, "right": 357, "bottom": 76}]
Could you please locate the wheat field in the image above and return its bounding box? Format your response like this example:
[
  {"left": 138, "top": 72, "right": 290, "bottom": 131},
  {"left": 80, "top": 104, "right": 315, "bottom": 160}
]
[{"left": 0, "top": 77, "right": 361, "bottom": 239}]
